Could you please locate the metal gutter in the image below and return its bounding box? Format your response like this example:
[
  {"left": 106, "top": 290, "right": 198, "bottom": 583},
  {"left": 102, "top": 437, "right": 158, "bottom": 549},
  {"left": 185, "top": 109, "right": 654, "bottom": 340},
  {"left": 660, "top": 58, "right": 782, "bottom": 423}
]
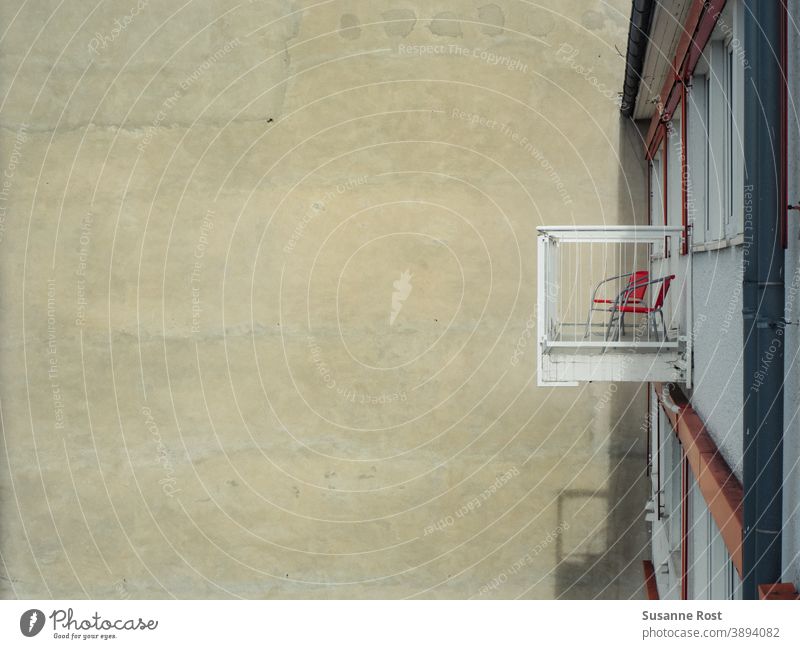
[
  {"left": 741, "top": 0, "right": 786, "bottom": 601},
  {"left": 620, "top": 0, "right": 656, "bottom": 117},
  {"left": 758, "top": 583, "right": 800, "bottom": 600}
]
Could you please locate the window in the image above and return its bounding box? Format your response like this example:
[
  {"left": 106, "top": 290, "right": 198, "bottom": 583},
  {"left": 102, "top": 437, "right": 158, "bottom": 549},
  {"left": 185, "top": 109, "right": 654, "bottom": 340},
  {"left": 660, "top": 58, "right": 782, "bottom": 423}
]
[
  {"left": 661, "top": 415, "right": 682, "bottom": 573},
  {"left": 688, "top": 473, "right": 741, "bottom": 600},
  {"left": 687, "top": 471, "right": 709, "bottom": 599},
  {"left": 654, "top": 406, "right": 684, "bottom": 599},
  {"left": 708, "top": 40, "right": 729, "bottom": 241},
  {"left": 727, "top": 0, "right": 745, "bottom": 237},
  {"left": 686, "top": 1, "right": 744, "bottom": 246},
  {"left": 656, "top": 398, "right": 743, "bottom": 600},
  {"left": 725, "top": 44, "right": 735, "bottom": 230},
  {"left": 687, "top": 74, "right": 709, "bottom": 245}
]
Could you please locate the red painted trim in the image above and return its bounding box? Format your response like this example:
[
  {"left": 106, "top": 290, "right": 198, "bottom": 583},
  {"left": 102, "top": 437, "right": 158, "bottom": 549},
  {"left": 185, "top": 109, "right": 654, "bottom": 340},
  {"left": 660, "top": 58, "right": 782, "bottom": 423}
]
[
  {"left": 647, "top": 160, "right": 653, "bottom": 225},
  {"left": 643, "top": 560, "right": 660, "bottom": 600},
  {"left": 683, "top": 0, "right": 728, "bottom": 79},
  {"left": 681, "top": 453, "right": 689, "bottom": 600},
  {"left": 758, "top": 583, "right": 800, "bottom": 600},
  {"left": 673, "top": 1, "right": 707, "bottom": 80},
  {"left": 662, "top": 137, "right": 668, "bottom": 227},
  {"left": 646, "top": 385, "right": 652, "bottom": 476},
  {"left": 653, "top": 383, "right": 744, "bottom": 578},
  {"left": 644, "top": 0, "right": 728, "bottom": 157},
  {"left": 662, "top": 137, "right": 670, "bottom": 256},
  {"left": 656, "top": 387, "right": 662, "bottom": 519},
  {"left": 680, "top": 86, "right": 689, "bottom": 255},
  {"left": 646, "top": 120, "right": 665, "bottom": 161}
]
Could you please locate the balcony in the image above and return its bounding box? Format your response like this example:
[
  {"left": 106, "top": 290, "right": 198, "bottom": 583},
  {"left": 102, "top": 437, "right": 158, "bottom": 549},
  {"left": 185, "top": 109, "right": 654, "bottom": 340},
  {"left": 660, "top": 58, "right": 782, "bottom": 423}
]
[{"left": 537, "top": 225, "right": 692, "bottom": 387}]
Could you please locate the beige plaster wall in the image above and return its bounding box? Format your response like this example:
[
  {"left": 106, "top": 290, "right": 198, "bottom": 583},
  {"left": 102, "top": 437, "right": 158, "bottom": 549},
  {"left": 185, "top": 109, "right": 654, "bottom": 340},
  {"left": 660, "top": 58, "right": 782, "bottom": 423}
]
[{"left": 0, "top": 0, "right": 648, "bottom": 598}]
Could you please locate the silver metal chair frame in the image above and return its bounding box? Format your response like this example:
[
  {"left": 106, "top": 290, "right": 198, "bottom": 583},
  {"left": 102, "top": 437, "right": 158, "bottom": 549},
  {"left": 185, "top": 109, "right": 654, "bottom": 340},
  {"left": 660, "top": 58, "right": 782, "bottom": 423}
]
[
  {"left": 583, "top": 272, "right": 642, "bottom": 339},
  {"left": 604, "top": 275, "right": 674, "bottom": 342}
]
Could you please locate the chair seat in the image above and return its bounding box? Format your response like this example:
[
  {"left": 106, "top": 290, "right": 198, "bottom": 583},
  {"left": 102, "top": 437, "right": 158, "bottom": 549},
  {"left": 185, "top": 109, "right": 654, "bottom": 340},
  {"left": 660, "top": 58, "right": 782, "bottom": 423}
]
[
  {"left": 618, "top": 305, "right": 657, "bottom": 314},
  {"left": 593, "top": 298, "right": 643, "bottom": 304}
]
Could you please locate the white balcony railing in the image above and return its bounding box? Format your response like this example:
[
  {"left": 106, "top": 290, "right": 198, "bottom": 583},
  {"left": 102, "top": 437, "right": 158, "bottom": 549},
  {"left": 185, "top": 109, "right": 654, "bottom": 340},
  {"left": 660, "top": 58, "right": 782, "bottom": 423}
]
[{"left": 537, "top": 225, "right": 692, "bottom": 387}]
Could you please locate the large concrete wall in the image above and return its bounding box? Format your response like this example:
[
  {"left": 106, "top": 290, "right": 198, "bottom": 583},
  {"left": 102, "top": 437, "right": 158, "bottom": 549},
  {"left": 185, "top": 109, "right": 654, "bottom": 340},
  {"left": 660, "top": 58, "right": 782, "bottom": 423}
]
[{"left": 0, "top": 0, "right": 648, "bottom": 598}]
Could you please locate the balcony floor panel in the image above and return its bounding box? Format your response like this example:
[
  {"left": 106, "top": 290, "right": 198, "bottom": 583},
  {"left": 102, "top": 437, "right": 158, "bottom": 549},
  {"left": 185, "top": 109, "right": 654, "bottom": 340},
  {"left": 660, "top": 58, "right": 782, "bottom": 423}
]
[{"left": 549, "top": 322, "right": 679, "bottom": 349}]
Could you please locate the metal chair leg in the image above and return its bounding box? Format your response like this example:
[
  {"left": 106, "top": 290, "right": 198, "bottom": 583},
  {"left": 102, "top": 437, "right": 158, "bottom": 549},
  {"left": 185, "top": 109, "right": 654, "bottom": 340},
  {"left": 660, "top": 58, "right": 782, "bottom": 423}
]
[
  {"left": 605, "top": 312, "right": 618, "bottom": 341},
  {"left": 583, "top": 307, "right": 594, "bottom": 339}
]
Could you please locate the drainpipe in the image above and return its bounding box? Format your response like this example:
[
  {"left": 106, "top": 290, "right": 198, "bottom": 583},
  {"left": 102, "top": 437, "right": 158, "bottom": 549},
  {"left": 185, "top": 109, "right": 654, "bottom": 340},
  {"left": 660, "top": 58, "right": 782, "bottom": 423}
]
[{"left": 742, "top": 0, "right": 785, "bottom": 600}]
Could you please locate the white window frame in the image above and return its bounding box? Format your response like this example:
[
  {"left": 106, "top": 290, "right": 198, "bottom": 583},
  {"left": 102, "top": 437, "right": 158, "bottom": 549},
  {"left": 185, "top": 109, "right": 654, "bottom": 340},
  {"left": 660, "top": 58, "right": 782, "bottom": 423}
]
[
  {"left": 687, "top": 471, "right": 710, "bottom": 599},
  {"left": 689, "top": 0, "right": 745, "bottom": 251},
  {"left": 654, "top": 406, "right": 683, "bottom": 599},
  {"left": 687, "top": 69, "right": 710, "bottom": 246},
  {"left": 661, "top": 417, "right": 682, "bottom": 571}
]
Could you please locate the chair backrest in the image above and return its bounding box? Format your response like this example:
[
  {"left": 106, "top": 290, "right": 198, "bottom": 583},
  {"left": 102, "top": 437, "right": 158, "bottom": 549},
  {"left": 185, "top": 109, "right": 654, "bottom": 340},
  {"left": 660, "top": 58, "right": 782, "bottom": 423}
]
[
  {"left": 623, "top": 270, "right": 649, "bottom": 304},
  {"left": 653, "top": 275, "right": 675, "bottom": 309}
]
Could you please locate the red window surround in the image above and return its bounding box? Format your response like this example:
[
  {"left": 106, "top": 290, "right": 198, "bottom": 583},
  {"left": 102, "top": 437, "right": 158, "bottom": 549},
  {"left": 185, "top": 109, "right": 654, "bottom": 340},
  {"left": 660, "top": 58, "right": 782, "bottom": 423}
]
[
  {"left": 652, "top": 382, "right": 744, "bottom": 582},
  {"left": 643, "top": 1, "right": 729, "bottom": 256},
  {"left": 680, "top": 85, "right": 689, "bottom": 255},
  {"left": 681, "top": 452, "right": 690, "bottom": 599},
  {"left": 645, "top": 0, "right": 728, "bottom": 158},
  {"left": 758, "top": 583, "right": 800, "bottom": 600}
]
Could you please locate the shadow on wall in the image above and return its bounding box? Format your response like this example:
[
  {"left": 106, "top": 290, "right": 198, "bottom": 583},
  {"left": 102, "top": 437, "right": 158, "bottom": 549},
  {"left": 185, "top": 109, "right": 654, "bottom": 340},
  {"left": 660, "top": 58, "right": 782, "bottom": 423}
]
[
  {"left": 553, "top": 383, "right": 649, "bottom": 599},
  {"left": 553, "top": 118, "right": 650, "bottom": 598},
  {"left": 617, "top": 115, "right": 650, "bottom": 228}
]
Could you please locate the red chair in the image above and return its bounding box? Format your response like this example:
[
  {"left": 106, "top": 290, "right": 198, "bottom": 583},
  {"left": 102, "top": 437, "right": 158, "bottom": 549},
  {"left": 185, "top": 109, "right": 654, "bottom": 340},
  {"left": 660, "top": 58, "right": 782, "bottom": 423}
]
[
  {"left": 583, "top": 271, "right": 649, "bottom": 338},
  {"left": 605, "top": 274, "right": 675, "bottom": 341}
]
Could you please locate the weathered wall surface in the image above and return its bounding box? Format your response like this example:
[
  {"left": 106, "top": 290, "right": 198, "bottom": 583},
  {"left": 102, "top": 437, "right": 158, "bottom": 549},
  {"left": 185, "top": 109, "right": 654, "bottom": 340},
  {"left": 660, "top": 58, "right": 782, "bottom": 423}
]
[
  {"left": 688, "top": 247, "right": 744, "bottom": 481},
  {"left": 0, "top": 0, "right": 648, "bottom": 598}
]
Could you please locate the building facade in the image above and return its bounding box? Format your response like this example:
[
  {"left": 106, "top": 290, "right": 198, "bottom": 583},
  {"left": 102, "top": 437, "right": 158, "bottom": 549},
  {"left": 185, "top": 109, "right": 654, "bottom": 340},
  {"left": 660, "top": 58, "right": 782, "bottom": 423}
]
[{"left": 622, "top": 0, "right": 799, "bottom": 600}]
